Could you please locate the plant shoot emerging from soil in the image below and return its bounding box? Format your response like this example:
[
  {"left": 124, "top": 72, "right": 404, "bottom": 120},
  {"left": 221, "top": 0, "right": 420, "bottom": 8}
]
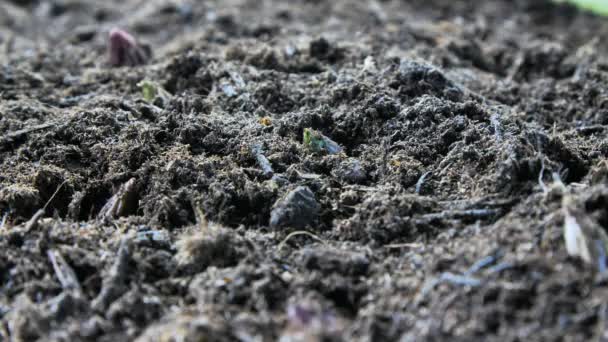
[
  {"left": 137, "top": 80, "right": 171, "bottom": 103},
  {"left": 302, "top": 128, "right": 342, "bottom": 154}
]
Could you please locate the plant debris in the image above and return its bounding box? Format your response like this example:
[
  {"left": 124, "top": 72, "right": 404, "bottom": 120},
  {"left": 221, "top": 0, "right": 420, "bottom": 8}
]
[{"left": 97, "top": 178, "right": 139, "bottom": 221}]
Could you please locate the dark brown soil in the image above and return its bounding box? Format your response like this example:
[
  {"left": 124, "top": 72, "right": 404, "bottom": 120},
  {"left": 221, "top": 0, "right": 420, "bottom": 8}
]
[{"left": 3, "top": 0, "right": 608, "bottom": 340}]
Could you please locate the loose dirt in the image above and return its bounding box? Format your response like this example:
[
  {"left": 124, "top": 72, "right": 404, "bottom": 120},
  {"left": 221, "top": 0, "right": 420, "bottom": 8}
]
[{"left": 2, "top": 0, "right": 608, "bottom": 340}]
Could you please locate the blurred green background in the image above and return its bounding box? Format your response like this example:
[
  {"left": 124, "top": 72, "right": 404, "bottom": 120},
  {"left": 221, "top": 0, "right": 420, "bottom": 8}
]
[{"left": 562, "top": 0, "right": 608, "bottom": 15}]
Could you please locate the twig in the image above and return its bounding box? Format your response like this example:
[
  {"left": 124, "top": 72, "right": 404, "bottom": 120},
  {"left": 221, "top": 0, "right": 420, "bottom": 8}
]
[
  {"left": 507, "top": 51, "right": 524, "bottom": 81},
  {"left": 596, "top": 239, "right": 607, "bottom": 274},
  {"left": 465, "top": 250, "right": 505, "bottom": 275},
  {"left": 92, "top": 238, "right": 132, "bottom": 311},
  {"left": 577, "top": 125, "right": 607, "bottom": 135},
  {"left": 538, "top": 157, "right": 548, "bottom": 193},
  {"left": 421, "top": 209, "right": 500, "bottom": 221},
  {"left": 384, "top": 242, "right": 423, "bottom": 249},
  {"left": 0, "top": 212, "right": 6, "bottom": 230},
  {"left": 420, "top": 253, "right": 510, "bottom": 300},
  {"left": 47, "top": 249, "right": 82, "bottom": 293},
  {"left": 465, "top": 255, "right": 498, "bottom": 276},
  {"left": 278, "top": 231, "right": 326, "bottom": 250},
  {"left": 24, "top": 209, "right": 45, "bottom": 231},
  {"left": 420, "top": 272, "right": 482, "bottom": 298},
  {"left": 42, "top": 179, "right": 69, "bottom": 212},
  {"left": 486, "top": 262, "right": 514, "bottom": 274},
  {"left": 23, "top": 180, "right": 69, "bottom": 231},
  {"left": 439, "top": 272, "right": 482, "bottom": 287},
  {"left": 437, "top": 197, "right": 516, "bottom": 212},
  {"left": 343, "top": 185, "right": 381, "bottom": 192},
  {"left": 1, "top": 122, "right": 56, "bottom": 143}
]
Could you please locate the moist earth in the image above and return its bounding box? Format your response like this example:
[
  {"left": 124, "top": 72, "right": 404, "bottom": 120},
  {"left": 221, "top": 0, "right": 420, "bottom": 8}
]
[{"left": 2, "top": 0, "right": 608, "bottom": 341}]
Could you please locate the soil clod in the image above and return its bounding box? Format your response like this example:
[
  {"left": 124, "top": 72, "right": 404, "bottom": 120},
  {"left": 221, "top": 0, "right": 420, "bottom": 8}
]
[{"left": 270, "top": 186, "right": 320, "bottom": 229}]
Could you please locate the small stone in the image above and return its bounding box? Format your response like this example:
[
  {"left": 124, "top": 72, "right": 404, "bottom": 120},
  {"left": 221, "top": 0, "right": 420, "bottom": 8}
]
[{"left": 270, "top": 186, "right": 319, "bottom": 229}]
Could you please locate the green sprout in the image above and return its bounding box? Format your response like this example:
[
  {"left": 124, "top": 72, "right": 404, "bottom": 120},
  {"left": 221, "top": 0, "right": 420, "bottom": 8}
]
[
  {"left": 137, "top": 80, "right": 171, "bottom": 103},
  {"left": 139, "top": 80, "right": 157, "bottom": 102},
  {"left": 303, "top": 128, "right": 343, "bottom": 154},
  {"left": 559, "top": 0, "right": 608, "bottom": 16},
  {"left": 303, "top": 128, "right": 325, "bottom": 152}
]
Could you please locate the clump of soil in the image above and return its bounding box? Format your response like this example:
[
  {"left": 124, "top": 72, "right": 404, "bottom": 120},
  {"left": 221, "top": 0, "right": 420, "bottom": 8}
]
[{"left": 3, "top": 0, "right": 608, "bottom": 340}]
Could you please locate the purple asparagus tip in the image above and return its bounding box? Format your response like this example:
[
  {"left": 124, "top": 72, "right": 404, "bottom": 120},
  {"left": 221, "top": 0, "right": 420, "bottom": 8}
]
[{"left": 108, "top": 28, "right": 151, "bottom": 67}]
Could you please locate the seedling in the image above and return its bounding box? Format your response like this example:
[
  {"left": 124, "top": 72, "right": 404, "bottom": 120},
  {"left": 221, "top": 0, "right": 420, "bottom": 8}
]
[
  {"left": 139, "top": 81, "right": 157, "bottom": 102},
  {"left": 137, "top": 80, "right": 171, "bottom": 103},
  {"left": 303, "top": 128, "right": 343, "bottom": 154},
  {"left": 108, "top": 28, "right": 151, "bottom": 67}
]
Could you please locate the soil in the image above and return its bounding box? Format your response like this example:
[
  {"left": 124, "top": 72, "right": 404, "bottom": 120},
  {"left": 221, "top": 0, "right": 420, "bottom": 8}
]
[{"left": 2, "top": 0, "right": 608, "bottom": 340}]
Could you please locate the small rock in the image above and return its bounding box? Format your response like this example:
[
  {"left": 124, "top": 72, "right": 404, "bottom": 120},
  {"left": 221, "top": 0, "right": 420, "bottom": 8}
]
[{"left": 270, "top": 186, "right": 319, "bottom": 229}]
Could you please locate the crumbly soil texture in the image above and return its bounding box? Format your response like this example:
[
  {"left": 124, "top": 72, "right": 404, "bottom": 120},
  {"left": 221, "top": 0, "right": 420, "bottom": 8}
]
[{"left": 3, "top": 0, "right": 608, "bottom": 341}]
